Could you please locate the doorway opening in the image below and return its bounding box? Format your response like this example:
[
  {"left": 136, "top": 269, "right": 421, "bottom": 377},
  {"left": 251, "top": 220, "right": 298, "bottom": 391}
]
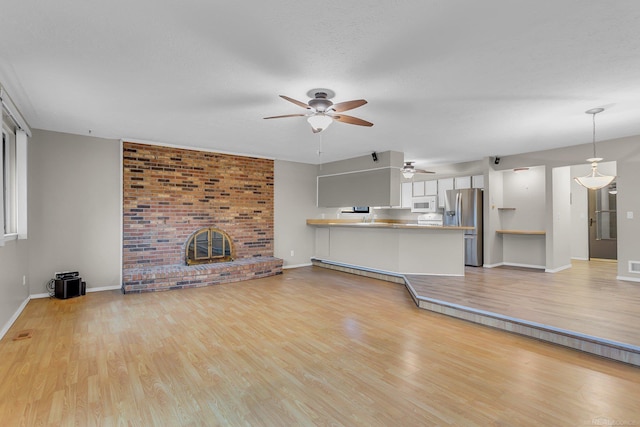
[{"left": 588, "top": 183, "right": 617, "bottom": 260}]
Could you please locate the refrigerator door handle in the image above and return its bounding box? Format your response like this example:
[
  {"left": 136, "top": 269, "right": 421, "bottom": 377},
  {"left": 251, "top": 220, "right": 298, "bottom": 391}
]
[{"left": 456, "top": 192, "right": 462, "bottom": 227}]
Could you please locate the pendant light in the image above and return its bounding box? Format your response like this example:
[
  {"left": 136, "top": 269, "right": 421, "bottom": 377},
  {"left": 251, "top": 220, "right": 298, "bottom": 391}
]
[{"left": 573, "top": 108, "right": 615, "bottom": 190}]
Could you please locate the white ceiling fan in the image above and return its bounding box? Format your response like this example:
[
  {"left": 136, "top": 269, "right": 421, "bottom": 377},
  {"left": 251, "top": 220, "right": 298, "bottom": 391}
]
[
  {"left": 401, "top": 161, "right": 435, "bottom": 179},
  {"left": 264, "top": 89, "right": 373, "bottom": 133}
]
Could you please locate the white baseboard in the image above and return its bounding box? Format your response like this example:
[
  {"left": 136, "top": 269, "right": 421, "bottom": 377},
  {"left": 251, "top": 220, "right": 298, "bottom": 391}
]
[
  {"left": 617, "top": 275, "right": 640, "bottom": 283},
  {"left": 31, "top": 284, "right": 122, "bottom": 300},
  {"left": 283, "top": 262, "right": 312, "bottom": 270},
  {"left": 483, "top": 262, "right": 504, "bottom": 268},
  {"left": 30, "top": 292, "right": 50, "bottom": 299},
  {"left": 484, "top": 262, "right": 560, "bottom": 271},
  {"left": 0, "top": 296, "right": 30, "bottom": 341},
  {"left": 503, "top": 262, "right": 546, "bottom": 270},
  {"left": 545, "top": 264, "right": 572, "bottom": 273},
  {"left": 87, "top": 285, "right": 122, "bottom": 293},
  {"left": 571, "top": 257, "right": 589, "bottom": 261}
]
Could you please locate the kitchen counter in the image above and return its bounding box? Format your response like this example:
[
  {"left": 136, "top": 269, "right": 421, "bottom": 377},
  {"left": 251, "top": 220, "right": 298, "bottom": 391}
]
[
  {"left": 306, "top": 219, "right": 473, "bottom": 231},
  {"left": 307, "top": 219, "right": 469, "bottom": 276}
]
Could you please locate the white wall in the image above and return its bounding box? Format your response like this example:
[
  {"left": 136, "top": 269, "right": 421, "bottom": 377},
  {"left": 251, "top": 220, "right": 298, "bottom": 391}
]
[{"left": 28, "top": 130, "right": 121, "bottom": 294}]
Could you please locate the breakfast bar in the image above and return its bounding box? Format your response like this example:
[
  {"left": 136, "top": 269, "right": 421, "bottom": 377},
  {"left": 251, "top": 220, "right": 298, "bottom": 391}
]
[{"left": 307, "top": 219, "right": 473, "bottom": 276}]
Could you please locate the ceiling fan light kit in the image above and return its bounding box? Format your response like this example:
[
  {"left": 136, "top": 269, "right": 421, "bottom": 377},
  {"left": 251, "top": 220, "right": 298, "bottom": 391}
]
[
  {"left": 307, "top": 114, "right": 333, "bottom": 133},
  {"left": 264, "top": 89, "right": 373, "bottom": 133},
  {"left": 573, "top": 108, "right": 616, "bottom": 191},
  {"left": 402, "top": 163, "right": 416, "bottom": 179},
  {"left": 401, "top": 161, "right": 435, "bottom": 179}
]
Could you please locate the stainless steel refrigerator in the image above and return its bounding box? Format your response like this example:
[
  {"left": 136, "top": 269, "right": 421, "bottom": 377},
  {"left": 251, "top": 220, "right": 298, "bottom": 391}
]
[{"left": 444, "top": 188, "right": 483, "bottom": 266}]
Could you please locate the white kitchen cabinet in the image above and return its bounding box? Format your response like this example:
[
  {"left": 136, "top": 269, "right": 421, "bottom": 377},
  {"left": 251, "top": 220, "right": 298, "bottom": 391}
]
[
  {"left": 412, "top": 181, "right": 425, "bottom": 197},
  {"left": 437, "top": 178, "right": 454, "bottom": 207},
  {"left": 424, "top": 180, "right": 438, "bottom": 195},
  {"left": 401, "top": 182, "right": 413, "bottom": 208},
  {"left": 472, "top": 174, "right": 484, "bottom": 189},
  {"left": 454, "top": 176, "right": 472, "bottom": 189}
]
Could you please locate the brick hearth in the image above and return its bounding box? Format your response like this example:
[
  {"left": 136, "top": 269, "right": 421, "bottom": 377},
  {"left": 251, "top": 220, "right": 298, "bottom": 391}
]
[
  {"left": 122, "top": 142, "right": 282, "bottom": 292},
  {"left": 122, "top": 256, "right": 283, "bottom": 293}
]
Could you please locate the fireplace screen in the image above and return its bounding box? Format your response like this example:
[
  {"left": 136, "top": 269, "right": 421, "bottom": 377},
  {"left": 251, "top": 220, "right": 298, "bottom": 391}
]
[{"left": 185, "top": 227, "right": 234, "bottom": 265}]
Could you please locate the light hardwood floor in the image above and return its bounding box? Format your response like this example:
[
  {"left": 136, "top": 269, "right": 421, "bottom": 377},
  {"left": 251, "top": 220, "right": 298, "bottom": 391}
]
[{"left": 1, "top": 266, "right": 639, "bottom": 426}]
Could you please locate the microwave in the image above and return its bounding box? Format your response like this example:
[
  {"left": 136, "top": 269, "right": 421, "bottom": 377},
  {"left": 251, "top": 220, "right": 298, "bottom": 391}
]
[{"left": 411, "top": 195, "right": 438, "bottom": 213}]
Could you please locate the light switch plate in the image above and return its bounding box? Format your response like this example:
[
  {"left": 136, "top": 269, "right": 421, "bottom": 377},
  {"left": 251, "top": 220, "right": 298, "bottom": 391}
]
[{"left": 627, "top": 211, "right": 634, "bottom": 219}]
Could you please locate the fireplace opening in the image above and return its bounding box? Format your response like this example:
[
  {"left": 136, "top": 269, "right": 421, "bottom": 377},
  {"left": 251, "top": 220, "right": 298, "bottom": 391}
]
[{"left": 185, "top": 227, "right": 234, "bottom": 265}]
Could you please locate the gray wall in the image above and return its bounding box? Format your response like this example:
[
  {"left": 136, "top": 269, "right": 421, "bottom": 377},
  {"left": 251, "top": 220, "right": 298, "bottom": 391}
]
[
  {"left": 28, "top": 130, "right": 121, "bottom": 294},
  {"left": 484, "top": 166, "right": 504, "bottom": 267},
  {"left": 500, "top": 165, "right": 547, "bottom": 268},
  {"left": 548, "top": 166, "right": 571, "bottom": 271},
  {"left": 317, "top": 151, "right": 402, "bottom": 207},
  {"left": 0, "top": 239, "right": 29, "bottom": 336},
  {"left": 274, "top": 160, "right": 327, "bottom": 267},
  {"left": 570, "top": 161, "right": 616, "bottom": 260}
]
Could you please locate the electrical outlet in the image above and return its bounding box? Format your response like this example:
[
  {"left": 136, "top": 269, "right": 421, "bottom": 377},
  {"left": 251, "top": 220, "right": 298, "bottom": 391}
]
[
  {"left": 290, "top": 250, "right": 295, "bottom": 257},
  {"left": 22, "top": 275, "right": 26, "bottom": 286}
]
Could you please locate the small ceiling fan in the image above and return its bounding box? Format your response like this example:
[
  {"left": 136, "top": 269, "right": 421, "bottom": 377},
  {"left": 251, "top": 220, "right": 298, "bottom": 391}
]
[
  {"left": 264, "top": 89, "right": 373, "bottom": 133},
  {"left": 401, "top": 161, "right": 435, "bottom": 179}
]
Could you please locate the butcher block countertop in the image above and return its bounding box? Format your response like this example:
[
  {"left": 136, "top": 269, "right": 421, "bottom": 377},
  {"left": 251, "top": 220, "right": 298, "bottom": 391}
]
[
  {"left": 306, "top": 219, "right": 473, "bottom": 231},
  {"left": 496, "top": 229, "right": 546, "bottom": 235}
]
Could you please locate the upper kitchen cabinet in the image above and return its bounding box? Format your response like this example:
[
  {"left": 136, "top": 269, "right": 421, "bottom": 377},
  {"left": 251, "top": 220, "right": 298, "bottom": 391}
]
[
  {"left": 437, "top": 178, "right": 454, "bottom": 207},
  {"left": 401, "top": 182, "right": 412, "bottom": 208},
  {"left": 412, "top": 180, "right": 437, "bottom": 197},
  {"left": 424, "top": 180, "right": 438, "bottom": 195},
  {"left": 454, "top": 176, "right": 472, "bottom": 189},
  {"left": 412, "top": 181, "right": 425, "bottom": 197},
  {"left": 317, "top": 151, "right": 403, "bottom": 207},
  {"left": 472, "top": 174, "right": 484, "bottom": 189}
]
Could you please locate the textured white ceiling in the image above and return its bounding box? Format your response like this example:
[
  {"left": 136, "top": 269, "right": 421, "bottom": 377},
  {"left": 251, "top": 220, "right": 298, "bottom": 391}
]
[{"left": 1, "top": 1, "right": 640, "bottom": 167}]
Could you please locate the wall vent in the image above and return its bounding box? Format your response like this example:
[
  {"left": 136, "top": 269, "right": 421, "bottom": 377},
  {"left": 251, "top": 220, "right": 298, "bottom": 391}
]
[{"left": 629, "top": 261, "right": 640, "bottom": 274}]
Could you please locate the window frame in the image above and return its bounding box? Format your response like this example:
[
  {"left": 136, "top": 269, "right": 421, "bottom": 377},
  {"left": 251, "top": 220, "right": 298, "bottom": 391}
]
[
  {"left": 0, "top": 86, "right": 30, "bottom": 246},
  {"left": 2, "top": 125, "right": 17, "bottom": 237}
]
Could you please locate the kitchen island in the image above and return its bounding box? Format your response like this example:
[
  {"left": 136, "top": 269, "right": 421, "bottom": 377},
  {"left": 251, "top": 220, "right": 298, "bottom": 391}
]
[{"left": 307, "top": 219, "right": 473, "bottom": 276}]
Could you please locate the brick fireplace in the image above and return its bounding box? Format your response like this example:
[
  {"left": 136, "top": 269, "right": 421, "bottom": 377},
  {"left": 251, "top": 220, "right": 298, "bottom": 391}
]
[{"left": 121, "top": 142, "right": 282, "bottom": 293}]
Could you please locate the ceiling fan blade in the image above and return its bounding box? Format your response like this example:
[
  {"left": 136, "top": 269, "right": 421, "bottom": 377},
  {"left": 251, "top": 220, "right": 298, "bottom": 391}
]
[
  {"left": 263, "top": 114, "right": 307, "bottom": 119},
  {"left": 331, "top": 114, "right": 374, "bottom": 127},
  {"left": 279, "top": 95, "right": 311, "bottom": 109},
  {"left": 331, "top": 99, "right": 367, "bottom": 113},
  {"left": 416, "top": 169, "right": 436, "bottom": 174}
]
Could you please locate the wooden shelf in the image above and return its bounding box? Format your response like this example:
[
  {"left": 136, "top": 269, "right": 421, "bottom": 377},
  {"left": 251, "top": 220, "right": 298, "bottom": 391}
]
[{"left": 496, "top": 229, "right": 546, "bottom": 235}]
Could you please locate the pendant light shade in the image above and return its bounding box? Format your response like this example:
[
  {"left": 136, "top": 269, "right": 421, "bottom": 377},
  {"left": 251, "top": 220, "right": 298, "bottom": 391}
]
[
  {"left": 307, "top": 114, "right": 333, "bottom": 133},
  {"left": 573, "top": 108, "right": 616, "bottom": 190},
  {"left": 574, "top": 162, "right": 615, "bottom": 190}
]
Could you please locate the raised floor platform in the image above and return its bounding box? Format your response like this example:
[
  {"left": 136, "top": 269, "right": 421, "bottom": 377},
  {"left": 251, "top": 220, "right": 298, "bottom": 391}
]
[{"left": 313, "top": 258, "right": 640, "bottom": 367}]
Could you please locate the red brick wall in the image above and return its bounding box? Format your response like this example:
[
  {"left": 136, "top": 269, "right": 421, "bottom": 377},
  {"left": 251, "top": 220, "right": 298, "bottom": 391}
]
[{"left": 122, "top": 142, "right": 274, "bottom": 269}]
